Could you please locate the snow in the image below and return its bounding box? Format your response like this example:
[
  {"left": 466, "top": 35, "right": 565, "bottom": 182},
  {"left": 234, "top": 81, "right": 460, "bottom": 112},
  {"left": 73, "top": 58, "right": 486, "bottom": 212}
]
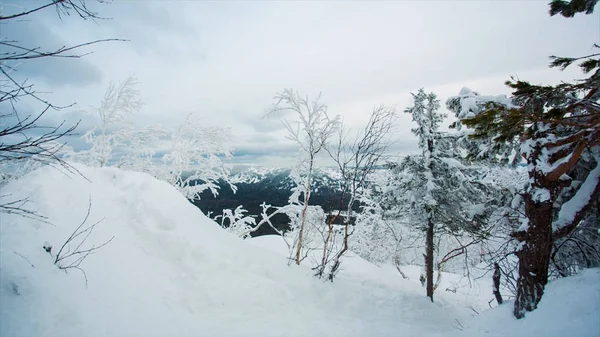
[
  {"left": 0, "top": 164, "right": 458, "bottom": 337},
  {"left": 448, "top": 87, "right": 514, "bottom": 121},
  {"left": 530, "top": 187, "right": 551, "bottom": 203},
  {"left": 444, "top": 269, "right": 600, "bottom": 337},
  {"left": 553, "top": 161, "right": 600, "bottom": 231},
  {"left": 441, "top": 157, "right": 468, "bottom": 170},
  {"left": 465, "top": 203, "right": 486, "bottom": 219},
  {"left": 1, "top": 164, "right": 598, "bottom": 337}
]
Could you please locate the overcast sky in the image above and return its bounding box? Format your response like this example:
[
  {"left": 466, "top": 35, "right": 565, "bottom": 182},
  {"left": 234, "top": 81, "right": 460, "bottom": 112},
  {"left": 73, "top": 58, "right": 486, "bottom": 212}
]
[{"left": 2, "top": 0, "right": 599, "bottom": 167}]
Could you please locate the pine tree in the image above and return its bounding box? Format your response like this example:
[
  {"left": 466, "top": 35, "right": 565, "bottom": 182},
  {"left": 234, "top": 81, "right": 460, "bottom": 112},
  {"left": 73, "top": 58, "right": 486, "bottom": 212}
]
[
  {"left": 405, "top": 89, "right": 441, "bottom": 301},
  {"left": 453, "top": 1, "right": 599, "bottom": 318},
  {"left": 389, "top": 89, "right": 502, "bottom": 301}
]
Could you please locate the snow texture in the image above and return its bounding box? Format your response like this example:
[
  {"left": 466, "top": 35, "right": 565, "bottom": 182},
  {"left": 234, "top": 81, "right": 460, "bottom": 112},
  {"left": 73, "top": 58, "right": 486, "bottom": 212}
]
[
  {"left": 442, "top": 269, "right": 600, "bottom": 337},
  {"left": 0, "top": 164, "right": 456, "bottom": 337},
  {"left": 1, "top": 164, "right": 598, "bottom": 337}
]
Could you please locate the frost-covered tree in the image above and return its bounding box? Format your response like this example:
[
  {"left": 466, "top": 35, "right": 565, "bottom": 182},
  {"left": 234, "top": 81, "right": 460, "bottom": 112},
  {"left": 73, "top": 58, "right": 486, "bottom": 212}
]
[
  {"left": 214, "top": 205, "right": 256, "bottom": 239},
  {"left": 267, "top": 89, "right": 340, "bottom": 265},
  {"left": 157, "top": 112, "right": 234, "bottom": 200},
  {"left": 68, "top": 76, "right": 147, "bottom": 167},
  {"left": 404, "top": 88, "right": 444, "bottom": 301},
  {"left": 448, "top": 0, "right": 599, "bottom": 318},
  {"left": 284, "top": 204, "right": 328, "bottom": 265},
  {"left": 68, "top": 78, "right": 234, "bottom": 200},
  {"left": 350, "top": 168, "right": 414, "bottom": 266},
  {"left": 384, "top": 88, "right": 503, "bottom": 302}
]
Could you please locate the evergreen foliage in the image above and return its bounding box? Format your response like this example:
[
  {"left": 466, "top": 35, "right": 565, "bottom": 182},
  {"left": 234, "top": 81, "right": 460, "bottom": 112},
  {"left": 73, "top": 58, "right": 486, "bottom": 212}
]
[{"left": 450, "top": 0, "right": 599, "bottom": 318}]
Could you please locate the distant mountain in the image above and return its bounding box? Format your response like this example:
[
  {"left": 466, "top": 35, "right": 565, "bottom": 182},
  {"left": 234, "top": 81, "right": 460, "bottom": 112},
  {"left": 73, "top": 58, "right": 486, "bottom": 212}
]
[{"left": 191, "top": 166, "right": 349, "bottom": 236}]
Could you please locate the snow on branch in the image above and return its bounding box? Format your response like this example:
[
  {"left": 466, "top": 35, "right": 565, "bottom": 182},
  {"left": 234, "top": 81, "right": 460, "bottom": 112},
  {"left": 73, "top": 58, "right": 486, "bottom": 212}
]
[
  {"left": 214, "top": 205, "right": 256, "bottom": 239},
  {"left": 266, "top": 88, "right": 340, "bottom": 266},
  {"left": 552, "top": 159, "right": 600, "bottom": 238}
]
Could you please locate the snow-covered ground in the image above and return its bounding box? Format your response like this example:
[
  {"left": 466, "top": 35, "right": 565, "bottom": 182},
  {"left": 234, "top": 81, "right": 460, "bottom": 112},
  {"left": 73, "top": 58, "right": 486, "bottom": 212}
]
[
  {"left": 447, "top": 268, "right": 600, "bottom": 337},
  {"left": 1, "top": 164, "right": 598, "bottom": 337}
]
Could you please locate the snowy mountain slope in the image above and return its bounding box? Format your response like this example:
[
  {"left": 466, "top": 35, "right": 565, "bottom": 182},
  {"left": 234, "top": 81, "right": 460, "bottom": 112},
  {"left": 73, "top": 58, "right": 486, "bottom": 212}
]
[
  {"left": 228, "top": 165, "right": 343, "bottom": 192},
  {"left": 193, "top": 165, "right": 353, "bottom": 236},
  {"left": 0, "top": 164, "right": 461, "bottom": 337}
]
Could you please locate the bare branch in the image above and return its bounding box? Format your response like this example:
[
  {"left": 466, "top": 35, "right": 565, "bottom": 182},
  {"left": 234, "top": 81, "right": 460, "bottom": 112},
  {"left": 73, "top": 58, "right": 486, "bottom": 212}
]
[{"left": 53, "top": 196, "right": 114, "bottom": 288}]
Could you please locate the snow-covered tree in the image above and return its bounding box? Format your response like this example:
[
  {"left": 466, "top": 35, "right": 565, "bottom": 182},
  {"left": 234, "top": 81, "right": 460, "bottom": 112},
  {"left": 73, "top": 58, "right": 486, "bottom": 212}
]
[
  {"left": 156, "top": 113, "right": 234, "bottom": 200},
  {"left": 267, "top": 89, "right": 340, "bottom": 265},
  {"left": 350, "top": 174, "right": 418, "bottom": 275},
  {"left": 382, "top": 88, "right": 504, "bottom": 302},
  {"left": 284, "top": 204, "right": 328, "bottom": 265},
  {"left": 404, "top": 88, "right": 443, "bottom": 301},
  {"left": 214, "top": 205, "right": 256, "bottom": 239},
  {"left": 445, "top": 88, "right": 518, "bottom": 165},
  {"left": 68, "top": 78, "right": 234, "bottom": 200},
  {"left": 71, "top": 76, "right": 144, "bottom": 167},
  {"left": 449, "top": 1, "right": 599, "bottom": 318}
]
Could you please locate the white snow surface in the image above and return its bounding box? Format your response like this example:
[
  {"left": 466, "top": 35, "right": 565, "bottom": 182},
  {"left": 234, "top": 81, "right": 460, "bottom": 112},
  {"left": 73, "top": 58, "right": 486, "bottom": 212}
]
[
  {"left": 1, "top": 164, "right": 598, "bottom": 337},
  {"left": 444, "top": 268, "right": 600, "bottom": 337}
]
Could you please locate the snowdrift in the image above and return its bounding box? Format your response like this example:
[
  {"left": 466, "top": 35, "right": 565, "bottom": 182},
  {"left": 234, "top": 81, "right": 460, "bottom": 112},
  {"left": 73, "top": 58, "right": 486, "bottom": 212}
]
[
  {"left": 0, "top": 164, "right": 456, "bottom": 337},
  {"left": 449, "top": 268, "right": 600, "bottom": 337},
  {"left": 0, "top": 164, "right": 598, "bottom": 337}
]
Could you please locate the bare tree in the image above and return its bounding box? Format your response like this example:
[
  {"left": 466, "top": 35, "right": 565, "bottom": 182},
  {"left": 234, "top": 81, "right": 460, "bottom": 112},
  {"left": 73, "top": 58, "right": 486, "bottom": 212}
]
[
  {"left": 0, "top": 0, "right": 122, "bottom": 217},
  {"left": 316, "top": 105, "right": 397, "bottom": 280}
]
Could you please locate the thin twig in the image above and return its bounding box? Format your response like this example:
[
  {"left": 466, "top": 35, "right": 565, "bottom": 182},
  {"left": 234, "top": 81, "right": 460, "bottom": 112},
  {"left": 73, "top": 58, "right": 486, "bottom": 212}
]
[{"left": 13, "top": 251, "right": 35, "bottom": 268}]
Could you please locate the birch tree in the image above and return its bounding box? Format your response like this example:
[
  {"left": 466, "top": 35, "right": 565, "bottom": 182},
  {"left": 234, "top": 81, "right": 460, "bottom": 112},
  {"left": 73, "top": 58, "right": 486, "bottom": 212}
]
[{"left": 267, "top": 89, "right": 340, "bottom": 265}]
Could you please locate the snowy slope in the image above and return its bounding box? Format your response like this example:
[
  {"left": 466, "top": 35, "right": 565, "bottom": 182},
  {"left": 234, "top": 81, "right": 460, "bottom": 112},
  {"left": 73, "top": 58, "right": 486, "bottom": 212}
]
[
  {"left": 1, "top": 164, "right": 598, "bottom": 337},
  {"left": 0, "top": 164, "right": 459, "bottom": 337}
]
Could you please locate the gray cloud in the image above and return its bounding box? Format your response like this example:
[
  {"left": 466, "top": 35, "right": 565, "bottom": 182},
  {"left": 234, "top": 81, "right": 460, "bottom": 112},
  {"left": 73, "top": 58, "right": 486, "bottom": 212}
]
[
  {"left": 4, "top": 1, "right": 595, "bottom": 167},
  {"left": 2, "top": 17, "right": 102, "bottom": 87},
  {"left": 99, "top": 2, "right": 205, "bottom": 61}
]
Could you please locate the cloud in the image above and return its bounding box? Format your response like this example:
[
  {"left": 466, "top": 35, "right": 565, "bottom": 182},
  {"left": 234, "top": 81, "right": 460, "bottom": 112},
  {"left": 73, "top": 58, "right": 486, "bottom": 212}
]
[
  {"left": 2, "top": 17, "right": 102, "bottom": 87},
  {"left": 243, "top": 114, "right": 286, "bottom": 133},
  {"left": 6, "top": 0, "right": 595, "bottom": 168},
  {"left": 99, "top": 2, "right": 205, "bottom": 61}
]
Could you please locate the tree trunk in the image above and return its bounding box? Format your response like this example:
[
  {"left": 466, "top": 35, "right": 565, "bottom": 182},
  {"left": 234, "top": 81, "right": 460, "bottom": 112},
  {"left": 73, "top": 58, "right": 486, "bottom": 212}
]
[
  {"left": 296, "top": 158, "right": 314, "bottom": 265},
  {"left": 513, "top": 192, "right": 553, "bottom": 318},
  {"left": 295, "top": 197, "right": 309, "bottom": 265},
  {"left": 493, "top": 263, "right": 503, "bottom": 305},
  {"left": 295, "top": 187, "right": 311, "bottom": 265},
  {"left": 425, "top": 215, "right": 434, "bottom": 302}
]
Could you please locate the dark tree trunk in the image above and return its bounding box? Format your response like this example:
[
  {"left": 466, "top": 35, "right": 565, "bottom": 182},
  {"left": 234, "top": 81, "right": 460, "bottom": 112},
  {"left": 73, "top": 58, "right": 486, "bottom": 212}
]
[
  {"left": 425, "top": 215, "right": 434, "bottom": 302},
  {"left": 513, "top": 191, "right": 553, "bottom": 318},
  {"left": 424, "top": 137, "right": 435, "bottom": 302},
  {"left": 493, "top": 262, "right": 503, "bottom": 304}
]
